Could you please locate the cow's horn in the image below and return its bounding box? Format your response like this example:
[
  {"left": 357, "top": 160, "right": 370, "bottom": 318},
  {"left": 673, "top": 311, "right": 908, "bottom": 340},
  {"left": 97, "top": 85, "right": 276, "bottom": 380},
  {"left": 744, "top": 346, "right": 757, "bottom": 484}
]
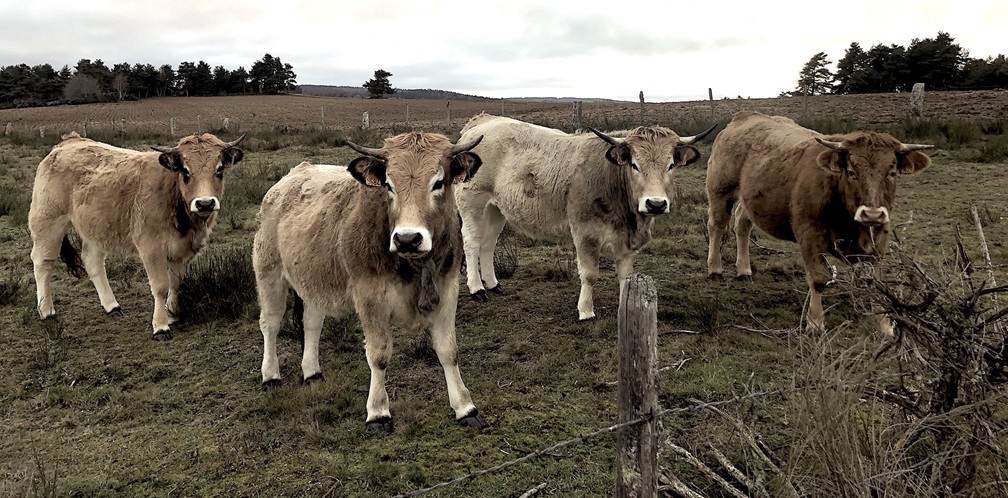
[
  {"left": 452, "top": 135, "right": 483, "bottom": 154},
  {"left": 151, "top": 145, "right": 178, "bottom": 153},
  {"left": 679, "top": 124, "right": 718, "bottom": 144},
  {"left": 898, "top": 143, "right": 934, "bottom": 152},
  {"left": 815, "top": 137, "right": 845, "bottom": 150},
  {"left": 345, "top": 141, "right": 386, "bottom": 158},
  {"left": 225, "top": 133, "right": 246, "bottom": 148},
  {"left": 587, "top": 127, "right": 619, "bottom": 146}
]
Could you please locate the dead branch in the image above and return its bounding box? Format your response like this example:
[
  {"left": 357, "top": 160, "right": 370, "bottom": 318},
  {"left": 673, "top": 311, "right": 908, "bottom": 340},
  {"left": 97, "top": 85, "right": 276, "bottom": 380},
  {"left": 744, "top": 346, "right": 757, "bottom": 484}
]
[
  {"left": 708, "top": 443, "right": 773, "bottom": 498},
  {"left": 658, "top": 472, "right": 707, "bottom": 498},
  {"left": 666, "top": 441, "right": 748, "bottom": 498},
  {"left": 517, "top": 482, "right": 547, "bottom": 498}
]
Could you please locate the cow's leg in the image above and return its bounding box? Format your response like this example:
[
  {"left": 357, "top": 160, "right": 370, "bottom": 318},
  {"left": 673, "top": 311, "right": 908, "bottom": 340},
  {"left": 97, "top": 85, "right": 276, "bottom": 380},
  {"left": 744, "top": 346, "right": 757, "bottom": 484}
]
[
  {"left": 801, "top": 246, "right": 831, "bottom": 333},
  {"left": 871, "top": 264, "right": 895, "bottom": 337},
  {"left": 165, "top": 258, "right": 190, "bottom": 323},
  {"left": 138, "top": 247, "right": 173, "bottom": 340},
  {"left": 477, "top": 204, "right": 507, "bottom": 293},
  {"left": 459, "top": 202, "right": 488, "bottom": 300},
  {"left": 300, "top": 301, "right": 326, "bottom": 382},
  {"left": 257, "top": 270, "right": 288, "bottom": 387},
  {"left": 29, "top": 220, "right": 69, "bottom": 319},
  {"left": 615, "top": 253, "right": 634, "bottom": 299},
  {"left": 429, "top": 278, "right": 483, "bottom": 427},
  {"left": 81, "top": 240, "right": 120, "bottom": 314},
  {"left": 573, "top": 234, "right": 601, "bottom": 321},
  {"left": 354, "top": 288, "right": 394, "bottom": 432},
  {"left": 734, "top": 202, "right": 753, "bottom": 278},
  {"left": 706, "top": 195, "right": 734, "bottom": 278}
]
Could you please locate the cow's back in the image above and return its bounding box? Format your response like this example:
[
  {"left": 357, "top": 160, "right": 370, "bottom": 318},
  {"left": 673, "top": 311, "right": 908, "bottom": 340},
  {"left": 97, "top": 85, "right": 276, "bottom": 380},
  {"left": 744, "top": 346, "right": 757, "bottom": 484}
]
[
  {"left": 457, "top": 114, "right": 598, "bottom": 240},
  {"left": 31, "top": 134, "right": 162, "bottom": 251},
  {"left": 256, "top": 163, "right": 359, "bottom": 312},
  {"left": 709, "top": 112, "right": 824, "bottom": 241}
]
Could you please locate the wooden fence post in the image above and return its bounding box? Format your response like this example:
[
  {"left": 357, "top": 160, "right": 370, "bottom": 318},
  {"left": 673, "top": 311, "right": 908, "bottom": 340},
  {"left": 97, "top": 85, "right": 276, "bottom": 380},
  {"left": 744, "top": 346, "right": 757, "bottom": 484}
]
[
  {"left": 911, "top": 83, "right": 925, "bottom": 121},
  {"left": 446, "top": 100, "right": 452, "bottom": 129},
  {"left": 170, "top": 117, "right": 176, "bottom": 137},
  {"left": 708, "top": 88, "right": 715, "bottom": 122},
  {"left": 320, "top": 106, "right": 325, "bottom": 129},
  {"left": 639, "top": 91, "right": 645, "bottom": 125},
  {"left": 616, "top": 273, "right": 659, "bottom": 498},
  {"left": 4, "top": 123, "right": 10, "bottom": 136},
  {"left": 362, "top": 111, "right": 370, "bottom": 130},
  {"left": 572, "top": 101, "right": 582, "bottom": 130}
]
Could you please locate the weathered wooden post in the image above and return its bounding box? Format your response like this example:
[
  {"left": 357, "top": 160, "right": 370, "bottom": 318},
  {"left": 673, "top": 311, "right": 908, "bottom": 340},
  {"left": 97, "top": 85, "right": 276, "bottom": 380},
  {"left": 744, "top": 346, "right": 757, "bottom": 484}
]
[
  {"left": 170, "top": 117, "right": 176, "bottom": 137},
  {"left": 120, "top": 119, "right": 126, "bottom": 135},
  {"left": 708, "top": 88, "right": 715, "bottom": 122},
  {"left": 83, "top": 119, "right": 88, "bottom": 138},
  {"left": 197, "top": 113, "right": 201, "bottom": 132},
  {"left": 572, "top": 101, "right": 582, "bottom": 130},
  {"left": 911, "top": 83, "right": 925, "bottom": 121},
  {"left": 39, "top": 126, "right": 45, "bottom": 138},
  {"left": 361, "top": 111, "right": 370, "bottom": 130},
  {"left": 639, "top": 91, "right": 645, "bottom": 125},
  {"left": 446, "top": 100, "right": 452, "bottom": 128},
  {"left": 616, "top": 273, "right": 659, "bottom": 498},
  {"left": 406, "top": 103, "right": 410, "bottom": 126},
  {"left": 223, "top": 117, "right": 230, "bottom": 131},
  {"left": 4, "top": 123, "right": 11, "bottom": 136},
  {"left": 320, "top": 106, "right": 325, "bottom": 129}
]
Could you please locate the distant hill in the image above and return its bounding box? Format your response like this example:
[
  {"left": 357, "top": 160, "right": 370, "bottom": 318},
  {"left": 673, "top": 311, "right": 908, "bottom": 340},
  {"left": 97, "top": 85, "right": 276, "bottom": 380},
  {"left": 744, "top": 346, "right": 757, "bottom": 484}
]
[
  {"left": 296, "top": 85, "right": 495, "bottom": 101},
  {"left": 295, "top": 85, "right": 628, "bottom": 103}
]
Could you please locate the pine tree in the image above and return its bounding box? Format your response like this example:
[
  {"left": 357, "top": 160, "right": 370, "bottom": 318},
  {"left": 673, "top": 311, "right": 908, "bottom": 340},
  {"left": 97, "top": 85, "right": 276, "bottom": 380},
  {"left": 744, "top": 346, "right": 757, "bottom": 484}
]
[
  {"left": 363, "top": 69, "right": 396, "bottom": 99},
  {"left": 796, "top": 52, "right": 834, "bottom": 96}
]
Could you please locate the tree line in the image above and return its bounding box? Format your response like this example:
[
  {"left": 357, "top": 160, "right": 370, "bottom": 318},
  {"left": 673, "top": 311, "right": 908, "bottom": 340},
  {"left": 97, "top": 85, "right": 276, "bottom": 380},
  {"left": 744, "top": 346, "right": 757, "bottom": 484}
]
[
  {"left": 792, "top": 32, "right": 1006, "bottom": 96},
  {"left": 0, "top": 53, "right": 296, "bottom": 109}
]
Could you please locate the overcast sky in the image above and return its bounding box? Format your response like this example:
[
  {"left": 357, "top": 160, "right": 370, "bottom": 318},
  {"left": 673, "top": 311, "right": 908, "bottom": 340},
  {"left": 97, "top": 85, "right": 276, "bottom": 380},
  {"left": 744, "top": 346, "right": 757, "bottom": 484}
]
[{"left": 1, "top": 0, "right": 1004, "bottom": 102}]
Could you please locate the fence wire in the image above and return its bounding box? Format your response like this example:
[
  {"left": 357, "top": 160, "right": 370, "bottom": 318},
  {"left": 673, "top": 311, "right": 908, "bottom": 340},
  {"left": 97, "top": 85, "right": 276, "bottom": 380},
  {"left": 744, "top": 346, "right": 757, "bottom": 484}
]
[{"left": 393, "top": 389, "right": 781, "bottom": 498}]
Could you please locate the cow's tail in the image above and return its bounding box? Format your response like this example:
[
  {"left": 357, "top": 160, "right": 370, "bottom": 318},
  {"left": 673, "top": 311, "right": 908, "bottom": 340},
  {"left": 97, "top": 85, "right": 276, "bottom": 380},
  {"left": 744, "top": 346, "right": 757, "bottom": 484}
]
[
  {"left": 59, "top": 235, "right": 86, "bottom": 279},
  {"left": 291, "top": 289, "right": 305, "bottom": 352}
]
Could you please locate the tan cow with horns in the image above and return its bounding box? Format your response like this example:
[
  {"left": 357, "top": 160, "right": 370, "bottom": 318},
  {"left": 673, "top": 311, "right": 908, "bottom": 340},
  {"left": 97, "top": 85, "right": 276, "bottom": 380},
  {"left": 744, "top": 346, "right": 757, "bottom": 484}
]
[
  {"left": 253, "top": 132, "right": 485, "bottom": 433},
  {"left": 29, "top": 132, "right": 245, "bottom": 340},
  {"left": 705, "top": 111, "right": 932, "bottom": 335}
]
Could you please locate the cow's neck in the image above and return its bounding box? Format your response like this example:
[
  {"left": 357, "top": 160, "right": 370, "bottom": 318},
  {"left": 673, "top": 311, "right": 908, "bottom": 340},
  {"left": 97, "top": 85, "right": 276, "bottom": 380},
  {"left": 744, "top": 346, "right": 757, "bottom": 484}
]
[
  {"left": 826, "top": 190, "right": 888, "bottom": 259},
  {"left": 170, "top": 193, "right": 214, "bottom": 254}
]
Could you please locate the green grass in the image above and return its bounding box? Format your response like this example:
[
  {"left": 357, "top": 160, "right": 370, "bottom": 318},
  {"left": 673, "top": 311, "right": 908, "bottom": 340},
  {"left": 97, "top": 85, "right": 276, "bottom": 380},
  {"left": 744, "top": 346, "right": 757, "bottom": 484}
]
[{"left": 1, "top": 121, "right": 1006, "bottom": 497}]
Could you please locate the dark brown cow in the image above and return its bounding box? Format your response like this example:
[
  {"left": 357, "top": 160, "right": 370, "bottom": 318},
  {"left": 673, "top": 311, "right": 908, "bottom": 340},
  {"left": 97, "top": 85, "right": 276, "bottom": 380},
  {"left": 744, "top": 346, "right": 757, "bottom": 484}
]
[
  {"left": 706, "top": 111, "right": 931, "bottom": 334},
  {"left": 253, "top": 132, "right": 485, "bottom": 432}
]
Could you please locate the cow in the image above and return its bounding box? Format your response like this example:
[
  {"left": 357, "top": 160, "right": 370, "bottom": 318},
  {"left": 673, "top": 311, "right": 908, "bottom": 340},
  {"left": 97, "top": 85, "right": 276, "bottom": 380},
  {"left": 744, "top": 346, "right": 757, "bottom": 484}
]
[
  {"left": 29, "top": 132, "right": 245, "bottom": 340},
  {"left": 705, "top": 111, "right": 932, "bottom": 335},
  {"left": 455, "top": 113, "right": 716, "bottom": 320},
  {"left": 253, "top": 132, "right": 485, "bottom": 433}
]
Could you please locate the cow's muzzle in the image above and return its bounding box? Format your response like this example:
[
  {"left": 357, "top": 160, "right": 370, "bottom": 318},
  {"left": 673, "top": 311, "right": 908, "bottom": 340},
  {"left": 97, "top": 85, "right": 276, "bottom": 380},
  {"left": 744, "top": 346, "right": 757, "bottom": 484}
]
[
  {"left": 854, "top": 206, "right": 889, "bottom": 227},
  {"left": 191, "top": 197, "right": 219, "bottom": 214},
  {"left": 640, "top": 197, "right": 670, "bottom": 215},
  {"left": 391, "top": 227, "right": 432, "bottom": 257}
]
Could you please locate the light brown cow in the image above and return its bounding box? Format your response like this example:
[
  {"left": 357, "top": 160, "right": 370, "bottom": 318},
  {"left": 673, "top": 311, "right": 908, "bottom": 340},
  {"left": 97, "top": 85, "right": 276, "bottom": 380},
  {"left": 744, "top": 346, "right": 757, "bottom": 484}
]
[
  {"left": 455, "top": 113, "right": 716, "bottom": 320},
  {"left": 29, "top": 132, "right": 245, "bottom": 340},
  {"left": 253, "top": 132, "right": 485, "bottom": 432},
  {"left": 705, "top": 111, "right": 931, "bottom": 334}
]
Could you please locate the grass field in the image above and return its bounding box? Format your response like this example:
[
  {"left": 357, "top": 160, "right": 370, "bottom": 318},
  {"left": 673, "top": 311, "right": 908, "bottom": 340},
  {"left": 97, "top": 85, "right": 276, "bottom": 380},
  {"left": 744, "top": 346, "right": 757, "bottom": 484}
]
[{"left": 0, "top": 93, "right": 1006, "bottom": 497}]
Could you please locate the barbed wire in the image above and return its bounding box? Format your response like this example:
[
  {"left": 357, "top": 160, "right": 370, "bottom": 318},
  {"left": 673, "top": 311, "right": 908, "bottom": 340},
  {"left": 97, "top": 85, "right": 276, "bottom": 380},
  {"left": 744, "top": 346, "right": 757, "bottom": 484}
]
[{"left": 393, "top": 389, "right": 781, "bottom": 498}]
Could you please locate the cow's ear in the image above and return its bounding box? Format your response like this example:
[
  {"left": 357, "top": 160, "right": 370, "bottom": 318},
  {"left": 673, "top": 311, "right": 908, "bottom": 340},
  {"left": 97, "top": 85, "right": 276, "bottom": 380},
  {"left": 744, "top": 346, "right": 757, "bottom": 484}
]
[
  {"left": 348, "top": 156, "right": 387, "bottom": 188},
  {"left": 450, "top": 152, "right": 483, "bottom": 184},
  {"left": 222, "top": 147, "right": 244, "bottom": 167},
  {"left": 898, "top": 150, "right": 931, "bottom": 175},
  {"left": 674, "top": 144, "right": 701, "bottom": 166},
  {"left": 158, "top": 151, "right": 183, "bottom": 172},
  {"left": 816, "top": 150, "right": 845, "bottom": 174},
  {"left": 605, "top": 144, "right": 633, "bottom": 167}
]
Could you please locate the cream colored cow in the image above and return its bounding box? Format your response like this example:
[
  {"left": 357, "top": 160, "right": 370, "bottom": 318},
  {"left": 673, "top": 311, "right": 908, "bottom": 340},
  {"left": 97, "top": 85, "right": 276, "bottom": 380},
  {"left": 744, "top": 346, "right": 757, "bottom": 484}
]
[
  {"left": 455, "top": 113, "right": 715, "bottom": 320},
  {"left": 29, "top": 132, "right": 245, "bottom": 340},
  {"left": 253, "top": 132, "right": 485, "bottom": 432}
]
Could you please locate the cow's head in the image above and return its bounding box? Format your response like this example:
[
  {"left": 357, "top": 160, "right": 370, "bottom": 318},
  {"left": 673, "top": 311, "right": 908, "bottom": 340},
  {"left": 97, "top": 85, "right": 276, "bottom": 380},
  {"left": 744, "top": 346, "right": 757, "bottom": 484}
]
[
  {"left": 590, "top": 124, "right": 716, "bottom": 215},
  {"left": 346, "top": 133, "right": 483, "bottom": 258},
  {"left": 815, "top": 134, "right": 931, "bottom": 227},
  {"left": 153, "top": 133, "right": 245, "bottom": 216}
]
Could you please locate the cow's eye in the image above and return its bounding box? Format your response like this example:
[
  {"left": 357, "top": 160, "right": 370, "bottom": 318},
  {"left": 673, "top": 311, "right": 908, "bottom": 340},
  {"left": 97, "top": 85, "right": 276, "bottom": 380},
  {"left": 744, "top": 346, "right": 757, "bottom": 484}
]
[
  {"left": 432, "top": 179, "right": 444, "bottom": 191},
  {"left": 216, "top": 167, "right": 225, "bottom": 180},
  {"left": 630, "top": 163, "right": 640, "bottom": 172},
  {"left": 182, "top": 169, "right": 191, "bottom": 183}
]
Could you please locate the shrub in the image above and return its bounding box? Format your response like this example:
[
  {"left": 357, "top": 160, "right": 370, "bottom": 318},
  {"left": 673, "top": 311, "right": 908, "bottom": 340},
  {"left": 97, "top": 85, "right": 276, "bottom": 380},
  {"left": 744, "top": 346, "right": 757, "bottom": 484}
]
[{"left": 177, "top": 244, "right": 257, "bottom": 324}]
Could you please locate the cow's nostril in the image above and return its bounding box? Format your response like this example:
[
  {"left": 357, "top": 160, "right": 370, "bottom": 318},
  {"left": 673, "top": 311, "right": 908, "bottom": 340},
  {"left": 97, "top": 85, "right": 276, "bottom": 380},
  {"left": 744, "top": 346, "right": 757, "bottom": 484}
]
[
  {"left": 394, "top": 232, "right": 423, "bottom": 250},
  {"left": 195, "top": 199, "right": 216, "bottom": 212},
  {"left": 645, "top": 199, "right": 668, "bottom": 213}
]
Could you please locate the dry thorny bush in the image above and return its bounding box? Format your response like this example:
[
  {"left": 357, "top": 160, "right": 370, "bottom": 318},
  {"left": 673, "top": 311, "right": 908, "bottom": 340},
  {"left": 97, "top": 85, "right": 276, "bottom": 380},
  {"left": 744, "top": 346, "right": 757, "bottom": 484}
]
[{"left": 662, "top": 221, "right": 1008, "bottom": 498}]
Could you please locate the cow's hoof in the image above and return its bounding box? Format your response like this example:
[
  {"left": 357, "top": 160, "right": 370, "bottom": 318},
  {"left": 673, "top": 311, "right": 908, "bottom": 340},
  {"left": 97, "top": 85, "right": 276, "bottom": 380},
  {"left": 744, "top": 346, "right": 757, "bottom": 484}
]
[
  {"left": 708, "top": 273, "right": 724, "bottom": 281},
  {"left": 366, "top": 417, "right": 394, "bottom": 433},
  {"left": 578, "top": 315, "right": 597, "bottom": 322},
  {"left": 734, "top": 273, "right": 753, "bottom": 281},
  {"left": 487, "top": 285, "right": 504, "bottom": 295},
  {"left": 470, "top": 290, "right": 488, "bottom": 302},
  {"left": 303, "top": 373, "right": 324, "bottom": 384},
  {"left": 152, "top": 330, "right": 173, "bottom": 342},
  {"left": 107, "top": 306, "right": 123, "bottom": 316},
  {"left": 262, "top": 378, "right": 282, "bottom": 390},
  {"left": 457, "top": 409, "right": 485, "bottom": 428}
]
